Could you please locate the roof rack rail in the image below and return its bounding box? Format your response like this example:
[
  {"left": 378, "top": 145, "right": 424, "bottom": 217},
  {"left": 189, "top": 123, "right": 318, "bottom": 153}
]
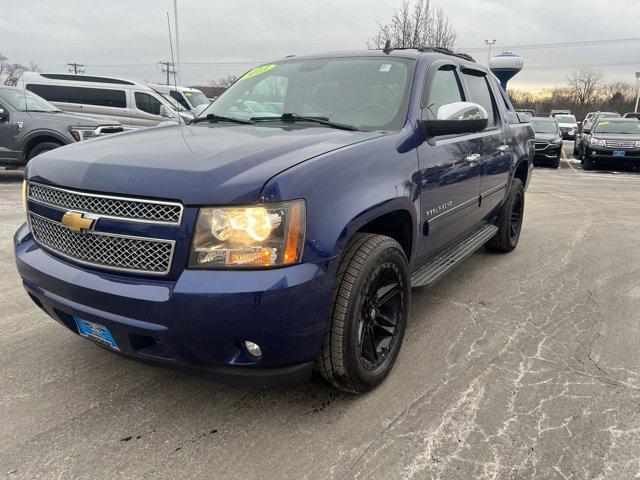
[{"left": 377, "top": 45, "right": 476, "bottom": 63}]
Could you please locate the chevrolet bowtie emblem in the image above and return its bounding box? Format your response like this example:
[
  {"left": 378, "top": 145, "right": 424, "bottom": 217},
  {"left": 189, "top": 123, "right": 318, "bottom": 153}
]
[{"left": 61, "top": 211, "right": 96, "bottom": 232}]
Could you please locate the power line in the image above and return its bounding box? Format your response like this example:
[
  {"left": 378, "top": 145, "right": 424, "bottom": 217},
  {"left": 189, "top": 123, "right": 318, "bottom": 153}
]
[
  {"left": 67, "top": 62, "right": 85, "bottom": 74},
  {"left": 158, "top": 60, "right": 177, "bottom": 84},
  {"left": 525, "top": 60, "right": 640, "bottom": 71},
  {"left": 464, "top": 36, "right": 640, "bottom": 52}
]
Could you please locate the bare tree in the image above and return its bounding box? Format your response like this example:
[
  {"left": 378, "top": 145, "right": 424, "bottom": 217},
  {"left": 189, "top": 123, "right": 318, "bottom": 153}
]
[
  {"left": 3, "top": 63, "right": 26, "bottom": 86},
  {"left": 210, "top": 75, "right": 239, "bottom": 88},
  {"left": 368, "top": 0, "right": 456, "bottom": 50},
  {"left": 567, "top": 67, "right": 604, "bottom": 117}
]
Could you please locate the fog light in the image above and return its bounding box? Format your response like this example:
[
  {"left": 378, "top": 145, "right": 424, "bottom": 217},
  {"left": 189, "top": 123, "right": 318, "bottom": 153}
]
[{"left": 244, "top": 341, "right": 262, "bottom": 357}]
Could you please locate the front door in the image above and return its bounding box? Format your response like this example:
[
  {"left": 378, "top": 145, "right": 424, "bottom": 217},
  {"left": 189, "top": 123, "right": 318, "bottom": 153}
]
[
  {"left": 416, "top": 62, "right": 481, "bottom": 262},
  {"left": 0, "top": 102, "right": 18, "bottom": 162}
]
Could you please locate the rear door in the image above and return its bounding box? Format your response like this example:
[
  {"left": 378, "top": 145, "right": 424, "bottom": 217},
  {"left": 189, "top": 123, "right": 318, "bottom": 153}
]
[
  {"left": 460, "top": 68, "right": 511, "bottom": 221},
  {"left": 416, "top": 61, "right": 482, "bottom": 262}
]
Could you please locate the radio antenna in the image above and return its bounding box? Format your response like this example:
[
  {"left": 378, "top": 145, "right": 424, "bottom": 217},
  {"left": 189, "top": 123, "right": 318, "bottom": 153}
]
[{"left": 166, "top": 11, "right": 182, "bottom": 124}]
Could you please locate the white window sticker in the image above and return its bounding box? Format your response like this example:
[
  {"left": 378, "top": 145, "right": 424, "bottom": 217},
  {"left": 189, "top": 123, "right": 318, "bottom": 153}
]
[{"left": 379, "top": 63, "right": 392, "bottom": 73}]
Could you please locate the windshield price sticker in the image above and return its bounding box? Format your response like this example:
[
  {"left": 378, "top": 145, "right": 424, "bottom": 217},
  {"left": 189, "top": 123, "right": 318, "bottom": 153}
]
[
  {"left": 242, "top": 64, "right": 277, "bottom": 80},
  {"left": 380, "top": 63, "right": 392, "bottom": 72}
]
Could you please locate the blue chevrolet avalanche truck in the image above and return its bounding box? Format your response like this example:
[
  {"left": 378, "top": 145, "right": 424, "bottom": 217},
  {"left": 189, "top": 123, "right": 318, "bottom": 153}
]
[{"left": 14, "top": 48, "right": 534, "bottom": 393}]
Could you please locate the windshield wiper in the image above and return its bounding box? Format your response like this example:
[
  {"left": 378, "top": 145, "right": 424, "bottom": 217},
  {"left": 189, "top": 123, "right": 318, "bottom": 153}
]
[
  {"left": 190, "top": 114, "right": 253, "bottom": 125},
  {"left": 251, "top": 113, "right": 359, "bottom": 131}
]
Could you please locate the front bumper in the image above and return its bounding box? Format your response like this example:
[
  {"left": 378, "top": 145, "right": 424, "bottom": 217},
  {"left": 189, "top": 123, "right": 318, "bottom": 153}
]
[
  {"left": 533, "top": 142, "right": 562, "bottom": 162},
  {"left": 14, "top": 223, "right": 335, "bottom": 387},
  {"left": 585, "top": 147, "right": 640, "bottom": 163}
]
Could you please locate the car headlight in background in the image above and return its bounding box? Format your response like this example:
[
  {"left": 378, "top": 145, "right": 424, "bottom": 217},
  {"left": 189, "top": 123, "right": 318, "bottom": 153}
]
[
  {"left": 69, "top": 126, "right": 99, "bottom": 142},
  {"left": 590, "top": 138, "right": 605, "bottom": 147},
  {"left": 189, "top": 200, "right": 305, "bottom": 268}
]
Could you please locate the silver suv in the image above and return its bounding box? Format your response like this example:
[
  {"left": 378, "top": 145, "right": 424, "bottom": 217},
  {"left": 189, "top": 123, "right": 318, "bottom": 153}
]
[{"left": 0, "top": 86, "right": 123, "bottom": 167}]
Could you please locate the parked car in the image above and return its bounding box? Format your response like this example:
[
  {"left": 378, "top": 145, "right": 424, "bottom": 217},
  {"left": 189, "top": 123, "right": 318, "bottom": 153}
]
[
  {"left": 147, "top": 84, "right": 211, "bottom": 112},
  {"left": 554, "top": 114, "right": 578, "bottom": 140},
  {"left": 0, "top": 86, "right": 122, "bottom": 167},
  {"left": 623, "top": 112, "right": 640, "bottom": 119},
  {"left": 531, "top": 117, "right": 562, "bottom": 168},
  {"left": 574, "top": 112, "right": 621, "bottom": 157},
  {"left": 580, "top": 118, "right": 640, "bottom": 170},
  {"left": 19, "top": 72, "right": 192, "bottom": 129},
  {"left": 550, "top": 109, "right": 571, "bottom": 117},
  {"left": 14, "top": 48, "right": 534, "bottom": 393}
]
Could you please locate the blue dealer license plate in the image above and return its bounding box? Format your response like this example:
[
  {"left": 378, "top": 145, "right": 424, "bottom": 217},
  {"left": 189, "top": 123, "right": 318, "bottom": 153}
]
[
  {"left": 613, "top": 150, "right": 625, "bottom": 157},
  {"left": 74, "top": 317, "right": 120, "bottom": 351}
]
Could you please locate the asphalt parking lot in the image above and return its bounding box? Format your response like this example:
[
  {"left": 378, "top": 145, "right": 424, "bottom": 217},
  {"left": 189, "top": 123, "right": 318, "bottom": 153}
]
[{"left": 2, "top": 143, "right": 640, "bottom": 480}]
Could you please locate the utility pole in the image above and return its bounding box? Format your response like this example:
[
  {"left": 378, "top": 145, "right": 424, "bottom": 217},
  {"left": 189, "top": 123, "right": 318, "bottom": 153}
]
[
  {"left": 159, "top": 61, "right": 176, "bottom": 85},
  {"left": 635, "top": 72, "right": 640, "bottom": 113},
  {"left": 173, "top": 0, "right": 181, "bottom": 85},
  {"left": 67, "top": 62, "right": 85, "bottom": 74},
  {"left": 484, "top": 39, "right": 497, "bottom": 65}
]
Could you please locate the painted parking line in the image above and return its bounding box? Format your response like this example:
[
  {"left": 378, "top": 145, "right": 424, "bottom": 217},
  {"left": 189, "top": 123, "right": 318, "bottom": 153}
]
[{"left": 561, "top": 147, "right": 579, "bottom": 175}]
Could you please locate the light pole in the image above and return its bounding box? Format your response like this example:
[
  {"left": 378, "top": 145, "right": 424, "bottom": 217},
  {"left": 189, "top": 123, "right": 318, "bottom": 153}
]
[
  {"left": 174, "top": 0, "right": 181, "bottom": 85},
  {"left": 635, "top": 72, "right": 640, "bottom": 113},
  {"left": 484, "top": 39, "right": 497, "bottom": 65}
]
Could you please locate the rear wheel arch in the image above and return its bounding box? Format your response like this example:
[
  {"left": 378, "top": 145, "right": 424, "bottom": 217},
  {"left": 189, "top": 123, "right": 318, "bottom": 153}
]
[{"left": 513, "top": 159, "right": 529, "bottom": 187}]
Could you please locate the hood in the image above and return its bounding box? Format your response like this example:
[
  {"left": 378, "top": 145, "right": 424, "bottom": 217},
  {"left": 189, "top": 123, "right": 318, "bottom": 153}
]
[
  {"left": 592, "top": 133, "right": 640, "bottom": 141},
  {"left": 27, "top": 111, "right": 120, "bottom": 127},
  {"left": 534, "top": 133, "right": 561, "bottom": 142},
  {"left": 27, "top": 123, "right": 383, "bottom": 204}
]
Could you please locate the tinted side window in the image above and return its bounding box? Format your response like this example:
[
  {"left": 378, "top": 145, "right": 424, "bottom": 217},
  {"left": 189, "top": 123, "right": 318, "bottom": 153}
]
[
  {"left": 135, "top": 92, "right": 162, "bottom": 115},
  {"left": 462, "top": 72, "right": 496, "bottom": 126},
  {"left": 25, "top": 84, "right": 126, "bottom": 108},
  {"left": 423, "top": 67, "right": 463, "bottom": 120},
  {"left": 170, "top": 90, "right": 190, "bottom": 109}
]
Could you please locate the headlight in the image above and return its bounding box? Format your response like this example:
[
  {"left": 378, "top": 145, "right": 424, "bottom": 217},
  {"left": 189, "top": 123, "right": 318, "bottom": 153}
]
[
  {"left": 69, "top": 126, "right": 98, "bottom": 142},
  {"left": 551, "top": 138, "right": 563, "bottom": 144},
  {"left": 189, "top": 200, "right": 305, "bottom": 269},
  {"left": 590, "top": 138, "right": 605, "bottom": 147}
]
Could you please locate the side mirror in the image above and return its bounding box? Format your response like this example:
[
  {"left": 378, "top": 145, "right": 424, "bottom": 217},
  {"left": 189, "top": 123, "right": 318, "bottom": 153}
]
[
  {"left": 159, "top": 105, "right": 173, "bottom": 118},
  {"left": 422, "top": 101, "right": 488, "bottom": 137},
  {"left": 0, "top": 108, "right": 8, "bottom": 122},
  {"left": 192, "top": 103, "right": 209, "bottom": 119}
]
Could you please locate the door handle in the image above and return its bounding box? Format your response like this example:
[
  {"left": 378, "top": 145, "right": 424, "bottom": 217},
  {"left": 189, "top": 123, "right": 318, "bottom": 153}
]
[
  {"left": 497, "top": 144, "right": 510, "bottom": 152},
  {"left": 465, "top": 153, "right": 481, "bottom": 165}
]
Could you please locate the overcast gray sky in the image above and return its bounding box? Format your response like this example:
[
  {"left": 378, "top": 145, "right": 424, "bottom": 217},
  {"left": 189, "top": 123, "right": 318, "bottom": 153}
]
[{"left": 3, "top": 0, "right": 640, "bottom": 91}]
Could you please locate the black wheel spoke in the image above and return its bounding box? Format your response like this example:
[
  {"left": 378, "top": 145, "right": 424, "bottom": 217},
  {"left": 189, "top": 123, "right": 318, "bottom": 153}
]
[
  {"left": 376, "top": 312, "right": 398, "bottom": 329},
  {"left": 375, "top": 282, "right": 401, "bottom": 308}
]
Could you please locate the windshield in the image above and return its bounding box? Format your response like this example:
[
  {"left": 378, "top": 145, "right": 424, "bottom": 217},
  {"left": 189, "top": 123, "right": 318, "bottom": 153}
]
[
  {"left": 0, "top": 88, "right": 60, "bottom": 112},
  {"left": 183, "top": 90, "right": 209, "bottom": 107},
  {"left": 532, "top": 120, "right": 558, "bottom": 134},
  {"left": 555, "top": 115, "right": 576, "bottom": 123},
  {"left": 593, "top": 120, "right": 640, "bottom": 135},
  {"left": 199, "top": 57, "right": 415, "bottom": 131}
]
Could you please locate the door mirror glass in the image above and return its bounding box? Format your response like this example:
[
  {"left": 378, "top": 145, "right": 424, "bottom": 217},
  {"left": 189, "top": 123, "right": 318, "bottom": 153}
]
[
  {"left": 423, "top": 101, "right": 488, "bottom": 137},
  {"left": 0, "top": 108, "right": 8, "bottom": 122}
]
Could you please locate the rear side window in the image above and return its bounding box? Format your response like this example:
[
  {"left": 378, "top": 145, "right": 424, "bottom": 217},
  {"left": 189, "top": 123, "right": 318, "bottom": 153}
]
[
  {"left": 170, "top": 90, "right": 190, "bottom": 110},
  {"left": 423, "top": 67, "right": 464, "bottom": 120},
  {"left": 462, "top": 71, "right": 496, "bottom": 127},
  {"left": 25, "top": 84, "right": 126, "bottom": 108},
  {"left": 135, "top": 92, "right": 162, "bottom": 115}
]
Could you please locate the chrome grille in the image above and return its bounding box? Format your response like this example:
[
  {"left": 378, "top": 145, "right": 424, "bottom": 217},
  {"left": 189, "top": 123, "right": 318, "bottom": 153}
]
[
  {"left": 27, "top": 183, "right": 182, "bottom": 225},
  {"left": 534, "top": 141, "right": 548, "bottom": 151},
  {"left": 29, "top": 213, "right": 174, "bottom": 275},
  {"left": 604, "top": 140, "right": 637, "bottom": 149}
]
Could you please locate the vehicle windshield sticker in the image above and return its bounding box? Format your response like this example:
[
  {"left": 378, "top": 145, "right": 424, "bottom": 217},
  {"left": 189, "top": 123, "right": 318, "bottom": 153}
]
[
  {"left": 598, "top": 121, "right": 610, "bottom": 126},
  {"left": 184, "top": 92, "right": 192, "bottom": 96},
  {"left": 242, "top": 64, "right": 276, "bottom": 80},
  {"left": 380, "top": 63, "right": 392, "bottom": 72}
]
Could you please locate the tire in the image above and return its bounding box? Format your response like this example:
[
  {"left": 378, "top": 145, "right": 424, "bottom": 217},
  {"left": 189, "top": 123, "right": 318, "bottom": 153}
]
[
  {"left": 315, "top": 233, "right": 410, "bottom": 393},
  {"left": 28, "top": 141, "right": 62, "bottom": 161},
  {"left": 573, "top": 141, "right": 579, "bottom": 156},
  {"left": 583, "top": 156, "right": 594, "bottom": 171},
  {"left": 486, "top": 178, "right": 525, "bottom": 253},
  {"left": 551, "top": 152, "right": 561, "bottom": 169}
]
